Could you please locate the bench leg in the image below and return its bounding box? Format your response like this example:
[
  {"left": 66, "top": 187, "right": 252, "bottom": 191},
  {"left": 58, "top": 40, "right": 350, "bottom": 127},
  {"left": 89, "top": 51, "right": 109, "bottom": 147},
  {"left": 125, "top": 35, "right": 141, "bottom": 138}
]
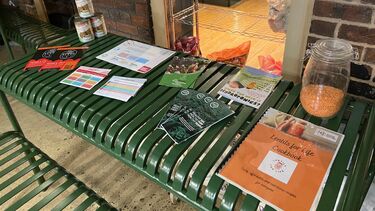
[{"left": 0, "top": 91, "right": 45, "bottom": 185}]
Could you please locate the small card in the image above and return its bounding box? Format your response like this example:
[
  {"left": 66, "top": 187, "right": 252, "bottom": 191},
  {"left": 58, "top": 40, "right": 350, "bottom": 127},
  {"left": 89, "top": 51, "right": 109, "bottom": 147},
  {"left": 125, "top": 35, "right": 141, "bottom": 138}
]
[
  {"left": 60, "top": 66, "right": 111, "bottom": 90},
  {"left": 159, "top": 56, "right": 210, "bottom": 88},
  {"left": 93, "top": 76, "right": 147, "bottom": 102}
]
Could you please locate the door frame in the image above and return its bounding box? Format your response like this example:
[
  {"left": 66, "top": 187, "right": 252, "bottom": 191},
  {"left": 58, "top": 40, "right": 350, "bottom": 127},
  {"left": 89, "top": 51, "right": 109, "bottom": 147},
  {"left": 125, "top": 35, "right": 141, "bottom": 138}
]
[{"left": 150, "top": 0, "right": 315, "bottom": 82}]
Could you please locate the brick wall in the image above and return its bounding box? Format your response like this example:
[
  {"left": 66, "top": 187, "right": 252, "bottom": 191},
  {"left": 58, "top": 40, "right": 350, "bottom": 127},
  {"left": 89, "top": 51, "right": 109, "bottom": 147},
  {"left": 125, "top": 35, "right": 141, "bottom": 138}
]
[
  {"left": 92, "top": 0, "right": 154, "bottom": 44},
  {"left": 308, "top": 0, "right": 375, "bottom": 100}
]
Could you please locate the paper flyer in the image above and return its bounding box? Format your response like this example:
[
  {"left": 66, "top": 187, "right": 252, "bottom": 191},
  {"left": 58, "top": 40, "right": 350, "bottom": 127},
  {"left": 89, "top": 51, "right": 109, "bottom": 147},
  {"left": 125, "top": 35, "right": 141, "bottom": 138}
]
[
  {"left": 94, "top": 76, "right": 146, "bottom": 102},
  {"left": 158, "top": 89, "right": 234, "bottom": 143},
  {"left": 60, "top": 66, "right": 111, "bottom": 90},
  {"left": 96, "top": 40, "right": 175, "bottom": 73},
  {"left": 218, "top": 66, "right": 282, "bottom": 109}
]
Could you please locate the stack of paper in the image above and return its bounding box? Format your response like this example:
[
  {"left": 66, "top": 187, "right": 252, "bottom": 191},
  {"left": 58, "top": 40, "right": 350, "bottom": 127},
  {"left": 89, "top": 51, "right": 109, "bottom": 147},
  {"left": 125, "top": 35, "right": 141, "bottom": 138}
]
[
  {"left": 96, "top": 40, "right": 175, "bottom": 74},
  {"left": 158, "top": 89, "right": 234, "bottom": 144},
  {"left": 94, "top": 76, "right": 146, "bottom": 102},
  {"left": 60, "top": 66, "right": 111, "bottom": 90}
]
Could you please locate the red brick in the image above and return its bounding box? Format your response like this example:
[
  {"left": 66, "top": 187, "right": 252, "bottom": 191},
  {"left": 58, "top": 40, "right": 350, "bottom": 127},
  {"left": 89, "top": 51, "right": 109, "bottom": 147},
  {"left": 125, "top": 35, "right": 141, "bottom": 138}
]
[
  {"left": 338, "top": 24, "right": 375, "bottom": 45},
  {"left": 131, "top": 15, "right": 150, "bottom": 28},
  {"left": 105, "top": 19, "right": 116, "bottom": 31},
  {"left": 116, "top": 22, "right": 138, "bottom": 36},
  {"left": 364, "top": 48, "right": 375, "bottom": 64},
  {"left": 114, "top": 0, "right": 134, "bottom": 11},
  {"left": 92, "top": 0, "right": 114, "bottom": 7},
  {"left": 135, "top": 3, "right": 150, "bottom": 15},
  {"left": 309, "top": 20, "right": 336, "bottom": 37},
  {"left": 313, "top": 0, "right": 372, "bottom": 23}
]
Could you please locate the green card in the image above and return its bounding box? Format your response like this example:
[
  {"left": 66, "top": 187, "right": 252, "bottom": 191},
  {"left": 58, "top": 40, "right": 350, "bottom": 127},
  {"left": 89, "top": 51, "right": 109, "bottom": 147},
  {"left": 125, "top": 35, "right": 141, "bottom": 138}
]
[
  {"left": 159, "top": 89, "right": 234, "bottom": 143},
  {"left": 159, "top": 57, "right": 210, "bottom": 88}
]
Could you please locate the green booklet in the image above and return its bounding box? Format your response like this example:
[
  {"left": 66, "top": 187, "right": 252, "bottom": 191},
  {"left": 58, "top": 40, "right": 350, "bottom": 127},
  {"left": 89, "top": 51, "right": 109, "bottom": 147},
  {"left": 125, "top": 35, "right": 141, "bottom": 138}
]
[
  {"left": 218, "top": 66, "right": 282, "bottom": 109},
  {"left": 159, "top": 56, "right": 210, "bottom": 88},
  {"left": 158, "top": 89, "right": 234, "bottom": 143}
]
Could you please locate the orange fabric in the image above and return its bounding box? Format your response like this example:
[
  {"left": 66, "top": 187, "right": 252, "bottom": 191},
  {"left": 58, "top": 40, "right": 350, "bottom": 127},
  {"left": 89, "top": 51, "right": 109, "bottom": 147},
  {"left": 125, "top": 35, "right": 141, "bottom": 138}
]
[
  {"left": 207, "top": 41, "right": 251, "bottom": 66},
  {"left": 258, "top": 55, "right": 283, "bottom": 76}
]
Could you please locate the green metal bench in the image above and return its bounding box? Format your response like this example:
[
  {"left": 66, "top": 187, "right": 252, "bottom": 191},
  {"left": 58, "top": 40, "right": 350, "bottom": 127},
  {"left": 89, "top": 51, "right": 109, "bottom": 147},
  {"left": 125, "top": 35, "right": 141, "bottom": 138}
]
[
  {"left": 0, "top": 92, "right": 116, "bottom": 210},
  {"left": 0, "top": 32, "right": 374, "bottom": 211},
  {"left": 0, "top": 6, "right": 71, "bottom": 61}
]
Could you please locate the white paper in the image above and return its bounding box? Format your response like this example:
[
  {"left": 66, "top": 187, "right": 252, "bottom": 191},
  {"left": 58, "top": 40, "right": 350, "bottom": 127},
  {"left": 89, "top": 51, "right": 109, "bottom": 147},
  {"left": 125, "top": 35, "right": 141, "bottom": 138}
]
[
  {"left": 94, "top": 76, "right": 147, "bottom": 102},
  {"left": 96, "top": 40, "right": 175, "bottom": 73}
]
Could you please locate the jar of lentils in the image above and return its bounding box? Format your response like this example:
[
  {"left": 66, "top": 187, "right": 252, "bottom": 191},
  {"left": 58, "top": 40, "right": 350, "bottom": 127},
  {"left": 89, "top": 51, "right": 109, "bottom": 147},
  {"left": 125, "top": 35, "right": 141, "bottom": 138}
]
[{"left": 300, "top": 39, "right": 353, "bottom": 118}]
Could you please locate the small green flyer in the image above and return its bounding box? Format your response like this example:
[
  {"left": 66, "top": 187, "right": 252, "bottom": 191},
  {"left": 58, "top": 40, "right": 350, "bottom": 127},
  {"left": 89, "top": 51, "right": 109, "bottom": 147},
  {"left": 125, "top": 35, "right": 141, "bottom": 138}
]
[
  {"left": 159, "top": 57, "right": 210, "bottom": 88},
  {"left": 158, "top": 89, "right": 234, "bottom": 143}
]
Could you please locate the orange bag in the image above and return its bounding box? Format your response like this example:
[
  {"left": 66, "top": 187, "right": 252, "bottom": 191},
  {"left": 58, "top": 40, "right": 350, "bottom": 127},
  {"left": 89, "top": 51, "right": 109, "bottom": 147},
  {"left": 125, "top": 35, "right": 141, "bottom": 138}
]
[
  {"left": 258, "top": 55, "right": 282, "bottom": 76},
  {"left": 206, "top": 41, "right": 251, "bottom": 67}
]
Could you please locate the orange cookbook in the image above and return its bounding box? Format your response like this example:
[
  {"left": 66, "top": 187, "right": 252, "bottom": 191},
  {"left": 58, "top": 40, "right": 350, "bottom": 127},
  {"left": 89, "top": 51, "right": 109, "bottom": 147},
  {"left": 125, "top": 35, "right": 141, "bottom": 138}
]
[{"left": 218, "top": 108, "right": 344, "bottom": 211}]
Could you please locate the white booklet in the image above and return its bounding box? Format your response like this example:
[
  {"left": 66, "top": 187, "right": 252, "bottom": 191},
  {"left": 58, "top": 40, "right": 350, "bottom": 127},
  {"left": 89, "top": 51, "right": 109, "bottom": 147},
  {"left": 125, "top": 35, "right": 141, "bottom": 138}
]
[{"left": 96, "top": 40, "right": 175, "bottom": 73}]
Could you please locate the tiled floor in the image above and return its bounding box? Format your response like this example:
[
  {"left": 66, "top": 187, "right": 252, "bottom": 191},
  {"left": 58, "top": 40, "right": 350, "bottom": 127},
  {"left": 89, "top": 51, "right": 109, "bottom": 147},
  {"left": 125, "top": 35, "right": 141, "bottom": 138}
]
[{"left": 197, "top": 0, "right": 285, "bottom": 67}]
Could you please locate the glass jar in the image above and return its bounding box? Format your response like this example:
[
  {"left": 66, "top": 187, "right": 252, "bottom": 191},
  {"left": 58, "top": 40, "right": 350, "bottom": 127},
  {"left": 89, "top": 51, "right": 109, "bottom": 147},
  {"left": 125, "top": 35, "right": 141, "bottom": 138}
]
[{"left": 300, "top": 39, "right": 353, "bottom": 118}]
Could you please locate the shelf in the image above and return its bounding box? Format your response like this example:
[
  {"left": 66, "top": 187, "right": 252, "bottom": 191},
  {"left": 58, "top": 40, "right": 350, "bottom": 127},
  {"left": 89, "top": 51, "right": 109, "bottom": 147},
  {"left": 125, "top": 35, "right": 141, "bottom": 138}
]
[{"left": 173, "top": 4, "right": 286, "bottom": 43}]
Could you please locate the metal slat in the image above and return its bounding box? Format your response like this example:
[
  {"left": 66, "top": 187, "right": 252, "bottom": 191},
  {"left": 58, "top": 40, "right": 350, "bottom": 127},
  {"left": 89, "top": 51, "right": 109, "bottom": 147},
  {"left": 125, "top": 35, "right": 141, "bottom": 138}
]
[
  {"left": 29, "top": 178, "right": 76, "bottom": 210},
  {"left": 51, "top": 187, "right": 87, "bottom": 211},
  {"left": 74, "top": 196, "right": 98, "bottom": 211},
  {"left": 5, "top": 171, "right": 65, "bottom": 210},
  {"left": 341, "top": 105, "right": 375, "bottom": 211},
  {"left": 316, "top": 101, "right": 367, "bottom": 211},
  {"left": 0, "top": 164, "right": 56, "bottom": 205},
  {"left": 0, "top": 150, "right": 39, "bottom": 177}
]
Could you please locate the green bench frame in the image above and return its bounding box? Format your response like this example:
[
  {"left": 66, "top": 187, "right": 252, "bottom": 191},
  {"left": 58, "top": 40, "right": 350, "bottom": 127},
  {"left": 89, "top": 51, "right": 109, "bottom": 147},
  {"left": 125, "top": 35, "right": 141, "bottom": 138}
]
[
  {"left": 0, "top": 31, "right": 374, "bottom": 211},
  {"left": 0, "top": 6, "right": 72, "bottom": 61},
  {"left": 0, "top": 91, "right": 116, "bottom": 210}
]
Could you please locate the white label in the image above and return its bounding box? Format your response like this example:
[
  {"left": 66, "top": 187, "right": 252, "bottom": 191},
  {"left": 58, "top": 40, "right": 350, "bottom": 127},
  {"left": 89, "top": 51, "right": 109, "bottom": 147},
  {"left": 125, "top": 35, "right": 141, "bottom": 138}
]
[
  {"left": 75, "top": 0, "right": 88, "bottom": 7},
  {"left": 314, "top": 128, "right": 339, "bottom": 143},
  {"left": 92, "top": 19, "right": 102, "bottom": 27},
  {"left": 258, "top": 151, "right": 298, "bottom": 184}
]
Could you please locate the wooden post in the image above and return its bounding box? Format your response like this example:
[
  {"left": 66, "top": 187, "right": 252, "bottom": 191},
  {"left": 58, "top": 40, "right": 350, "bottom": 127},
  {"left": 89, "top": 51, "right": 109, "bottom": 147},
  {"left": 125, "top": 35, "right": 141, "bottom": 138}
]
[
  {"left": 33, "top": 0, "right": 49, "bottom": 22},
  {"left": 282, "top": 0, "right": 315, "bottom": 83}
]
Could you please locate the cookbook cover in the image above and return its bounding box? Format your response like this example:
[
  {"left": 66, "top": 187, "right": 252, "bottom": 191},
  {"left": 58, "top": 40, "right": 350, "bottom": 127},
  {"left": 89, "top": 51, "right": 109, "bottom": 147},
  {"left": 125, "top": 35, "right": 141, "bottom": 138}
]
[
  {"left": 218, "top": 108, "right": 344, "bottom": 211},
  {"left": 218, "top": 66, "right": 282, "bottom": 109}
]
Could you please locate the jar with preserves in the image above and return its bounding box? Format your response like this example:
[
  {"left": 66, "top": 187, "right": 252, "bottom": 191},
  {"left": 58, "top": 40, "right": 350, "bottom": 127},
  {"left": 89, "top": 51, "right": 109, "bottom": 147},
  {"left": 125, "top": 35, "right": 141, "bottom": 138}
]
[{"left": 300, "top": 39, "right": 353, "bottom": 118}]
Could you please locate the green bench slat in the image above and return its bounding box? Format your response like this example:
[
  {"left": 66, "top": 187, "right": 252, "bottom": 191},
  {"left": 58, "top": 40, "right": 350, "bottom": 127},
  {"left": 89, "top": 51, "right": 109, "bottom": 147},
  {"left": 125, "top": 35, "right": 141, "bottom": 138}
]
[
  {"left": 316, "top": 101, "right": 367, "bottom": 210},
  {"left": 220, "top": 184, "right": 242, "bottom": 211},
  {"left": 74, "top": 196, "right": 99, "bottom": 211},
  {"left": 0, "top": 150, "right": 39, "bottom": 177},
  {"left": 29, "top": 178, "right": 77, "bottom": 210},
  {"left": 0, "top": 164, "right": 56, "bottom": 204},
  {"left": 341, "top": 105, "right": 375, "bottom": 211},
  {"left": 51, "top": 187, "right": 88, "bottom": 211},
  {"left": 5, "top": 171, "right": 66, "bottom": 210}
]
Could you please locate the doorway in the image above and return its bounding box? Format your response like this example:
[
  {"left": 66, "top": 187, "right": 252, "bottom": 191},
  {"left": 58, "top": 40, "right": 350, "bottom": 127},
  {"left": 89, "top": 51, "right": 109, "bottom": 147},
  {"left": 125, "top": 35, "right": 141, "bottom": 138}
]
[
  {"left": 196, "top": 0, "right": 286, "bottom": 68},
  {"left": 151, "top": 0, "right": 314, "bottom": 82}
]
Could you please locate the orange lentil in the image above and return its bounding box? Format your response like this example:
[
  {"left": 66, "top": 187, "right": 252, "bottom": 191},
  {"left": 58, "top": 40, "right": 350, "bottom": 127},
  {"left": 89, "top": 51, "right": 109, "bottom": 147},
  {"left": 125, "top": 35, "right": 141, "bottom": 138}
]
[{"left": 300, "top": 84, "right": 345, "bottom": 118}]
